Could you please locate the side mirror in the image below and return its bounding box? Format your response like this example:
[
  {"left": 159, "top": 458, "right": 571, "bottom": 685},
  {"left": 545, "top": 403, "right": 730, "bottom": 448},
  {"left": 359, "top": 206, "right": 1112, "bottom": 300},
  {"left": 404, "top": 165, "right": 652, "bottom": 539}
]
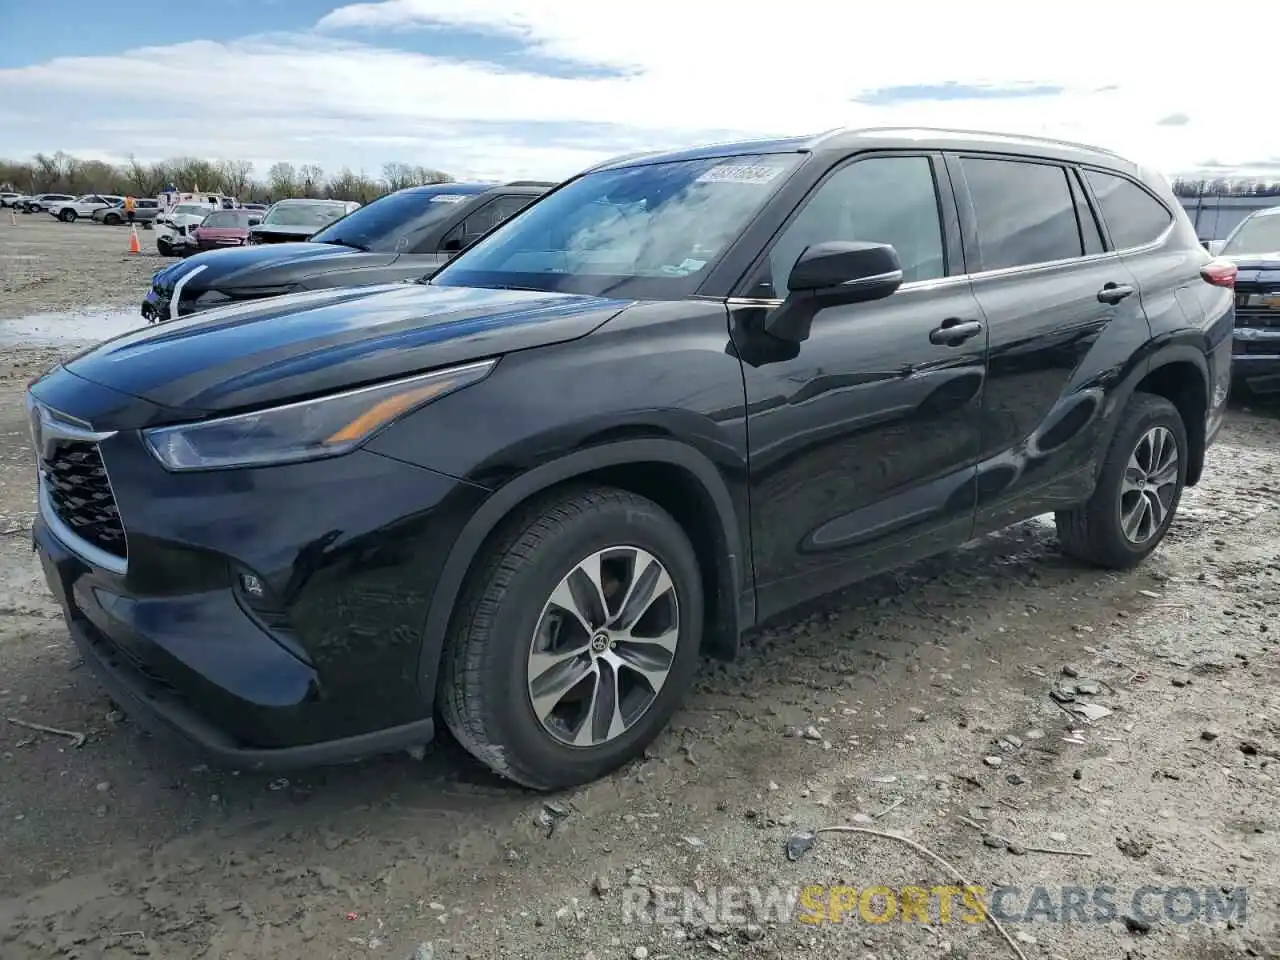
[
  {"left": 765, "top": 241, "right": 904, "bottom": 342},
  {"left": 787, "top": 241, "right": 903, "bottom": 296},
  {"left": 1205, "top": 240, "right": 1225, "bottom": 256}
]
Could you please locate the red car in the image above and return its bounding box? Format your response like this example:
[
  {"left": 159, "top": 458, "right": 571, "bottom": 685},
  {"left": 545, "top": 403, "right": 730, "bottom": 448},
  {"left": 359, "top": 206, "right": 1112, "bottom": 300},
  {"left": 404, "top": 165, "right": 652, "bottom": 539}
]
[{"left": 191, "top": 209, "right": 261, "bottom": 252}]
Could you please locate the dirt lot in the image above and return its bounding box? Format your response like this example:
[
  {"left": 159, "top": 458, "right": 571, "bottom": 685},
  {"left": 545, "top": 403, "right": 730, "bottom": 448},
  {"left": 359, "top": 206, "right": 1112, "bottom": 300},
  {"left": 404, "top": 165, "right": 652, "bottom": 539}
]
[{"left": 1, "top": 216, "right": 1278, "bottom": 960}]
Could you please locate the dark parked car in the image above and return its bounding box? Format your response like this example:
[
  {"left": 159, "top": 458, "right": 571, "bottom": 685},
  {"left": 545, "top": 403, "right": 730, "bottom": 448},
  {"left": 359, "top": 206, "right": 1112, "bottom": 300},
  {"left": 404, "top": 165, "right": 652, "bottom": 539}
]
[
  {"left": 191, "top": 208, "right": 259, "bottom": 251},
  {"left": 1213, "top": 205, "right": 1280, "bottom": 394},
  {"left": 248, "top": 199, "right": 361, "bottom": 245},
  {"left": 27, "top": 128, "right": 1233, "bottom": 790},
  {"left": 140, "top": 181, "right": 549, "bottom": 322}
]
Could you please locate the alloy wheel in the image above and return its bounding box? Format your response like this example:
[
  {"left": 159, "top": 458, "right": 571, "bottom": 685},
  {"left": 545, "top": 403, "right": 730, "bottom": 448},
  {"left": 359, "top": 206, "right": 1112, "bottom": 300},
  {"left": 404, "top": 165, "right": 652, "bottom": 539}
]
[
  {"left": 1119, "top": 425, "right": 1179, "bottom": 544},
  {"left": 526, "top": 546, "right": 679, "bottom": 748}
]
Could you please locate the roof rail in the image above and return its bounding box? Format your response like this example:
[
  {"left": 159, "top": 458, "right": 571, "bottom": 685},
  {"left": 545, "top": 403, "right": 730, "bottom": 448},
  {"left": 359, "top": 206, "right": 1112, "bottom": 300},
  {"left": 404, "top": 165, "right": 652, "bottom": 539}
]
[
  {"left": 503, "top": 180, "right": 557, "bottom": 187},
  {"left": 820, "top": 126, "right": 1125, "bottom": 159}
]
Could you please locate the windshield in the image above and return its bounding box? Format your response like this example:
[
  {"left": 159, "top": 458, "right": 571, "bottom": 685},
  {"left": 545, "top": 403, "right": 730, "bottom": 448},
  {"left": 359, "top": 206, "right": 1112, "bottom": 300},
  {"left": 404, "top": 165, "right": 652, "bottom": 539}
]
[
  {"left": 432, "top": 153, "right": 801, "bottom": 298},
  {"left": 171, "top": 204, "right": 207, "bottom": 217},
  {"left": 200, "top": 210, "right": 254, "bottom": 228},
  {"left": 310, "top": 187, "right": 483, "bottom": 253},
  {"left": 262, "top": 201, "right": 349, "bottom": 227},
  {"left": 1222, "top": 212, "right": 1280, "bottom": 257}
]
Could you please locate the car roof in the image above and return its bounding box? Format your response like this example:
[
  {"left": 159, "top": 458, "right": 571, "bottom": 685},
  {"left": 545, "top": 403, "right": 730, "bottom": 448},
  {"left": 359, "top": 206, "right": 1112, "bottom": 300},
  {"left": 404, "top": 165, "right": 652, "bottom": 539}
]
[
  {"left": 1249, "top": 205, "right": 1280, "bottom": 219},
  {"left": 396, "top": 181, "right": 554, "bottom": 199},
  {"left": 587, "top": 127, "right": 1136, "bottom": 175}
]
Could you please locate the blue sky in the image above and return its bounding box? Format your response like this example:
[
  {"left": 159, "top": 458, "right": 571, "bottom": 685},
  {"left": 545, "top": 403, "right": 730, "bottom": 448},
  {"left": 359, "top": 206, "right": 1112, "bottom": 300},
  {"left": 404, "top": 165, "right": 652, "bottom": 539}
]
[{"left": 0, "top": 0, "right": 1272, "bottom": 182}]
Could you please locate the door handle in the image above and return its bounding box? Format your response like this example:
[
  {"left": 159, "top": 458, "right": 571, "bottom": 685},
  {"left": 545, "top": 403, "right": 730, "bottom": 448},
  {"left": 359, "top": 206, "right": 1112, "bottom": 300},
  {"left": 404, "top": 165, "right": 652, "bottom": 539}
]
[
  {"left": 1097, "top": 282, "right": 1135, "bottom": 304},
  {"left": 929, "top": 318, "right": 984, "bottom": 347}
]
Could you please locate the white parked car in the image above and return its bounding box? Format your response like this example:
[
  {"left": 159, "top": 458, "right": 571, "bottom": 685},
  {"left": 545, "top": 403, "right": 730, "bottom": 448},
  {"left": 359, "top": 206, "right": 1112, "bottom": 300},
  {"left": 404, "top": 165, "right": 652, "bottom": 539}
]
[
  {"left": 0, "top": 192, "right": 24, "bottom": 208},
  {"left": 153, "top": 202, "right": 222, "bottom": 257},
  {"left": 49, "top": 194, "right": 125, "bottom": 222}
]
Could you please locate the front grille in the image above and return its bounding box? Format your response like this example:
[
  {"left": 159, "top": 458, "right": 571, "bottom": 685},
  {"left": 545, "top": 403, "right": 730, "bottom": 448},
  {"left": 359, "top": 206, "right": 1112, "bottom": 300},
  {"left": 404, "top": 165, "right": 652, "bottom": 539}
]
[
  {"left": 42, "top": 440, "right": 127, "bottom": 560},
  {"left": 1237, "top": 339, "right": 1280, "bottom": 357},
  {"left": 1235, "top": 286, "right": 1280, "bottom": 329},
  {"left": 1236, "top": 306, "right": 1280, "bottom": 329}
]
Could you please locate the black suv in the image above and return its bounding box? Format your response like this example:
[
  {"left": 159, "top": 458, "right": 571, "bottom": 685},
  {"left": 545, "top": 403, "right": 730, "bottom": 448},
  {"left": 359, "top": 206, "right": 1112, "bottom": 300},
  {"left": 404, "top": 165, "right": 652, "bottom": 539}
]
[
  {"left": 28, "top": 128, "right": 1234, "bottom": 790},
  {"left": 140, "top": 181, "right": 551, "bottom": 323}
]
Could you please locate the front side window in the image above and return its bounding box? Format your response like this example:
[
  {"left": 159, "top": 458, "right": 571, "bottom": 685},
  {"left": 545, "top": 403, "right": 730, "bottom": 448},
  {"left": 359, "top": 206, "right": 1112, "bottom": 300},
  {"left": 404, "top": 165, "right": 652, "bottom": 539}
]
[
  {"left": 433, "top": 153, "right": 802, "bottom": 299},
  {"left": 310, "top": 186, "right": 486, "bottom": 253},
  {"left": 961, "top": 158, "right": 1083, "bottom": 270},
  {"left": 755, "top": 154, "right": 946, "bottom": 298},
  {"left": 1084, "top": 170, "right": 1173, "bottom": 250},
  {"left": 439, "top": 195, "right": 537, "bottom": 252}
]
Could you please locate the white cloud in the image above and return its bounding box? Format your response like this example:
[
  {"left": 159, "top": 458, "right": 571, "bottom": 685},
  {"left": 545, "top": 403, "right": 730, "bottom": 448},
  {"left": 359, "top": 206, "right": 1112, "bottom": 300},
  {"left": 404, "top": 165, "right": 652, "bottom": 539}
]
[{"left": 0, "top": 0, "right": 1275, "bottom": 181}]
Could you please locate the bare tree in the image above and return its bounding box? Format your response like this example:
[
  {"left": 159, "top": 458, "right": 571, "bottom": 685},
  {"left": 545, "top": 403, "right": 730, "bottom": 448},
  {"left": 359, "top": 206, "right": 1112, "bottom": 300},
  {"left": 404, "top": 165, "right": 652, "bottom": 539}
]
[
  {"left": 218, "top": 159, "right": 255, "bottom": 198},
  {"left": 299, "top": 164, "right": 324, "bottom": 198}
]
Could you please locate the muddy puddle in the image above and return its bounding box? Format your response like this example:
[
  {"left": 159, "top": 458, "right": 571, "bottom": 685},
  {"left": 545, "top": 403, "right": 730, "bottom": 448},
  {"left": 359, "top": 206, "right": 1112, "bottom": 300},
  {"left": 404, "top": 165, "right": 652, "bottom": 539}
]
[{"left": 0, "top": 308, "right": 146, "bottom": 347}]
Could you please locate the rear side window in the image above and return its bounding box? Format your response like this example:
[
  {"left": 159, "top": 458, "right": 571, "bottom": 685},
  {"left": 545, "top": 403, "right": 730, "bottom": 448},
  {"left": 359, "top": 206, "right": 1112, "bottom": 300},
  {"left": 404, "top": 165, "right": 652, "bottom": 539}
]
[
  {"left": 1083, "top": 170, "right": 1173, "bottom": 249},
  {"left": 960, "top": 158, "right": 1083, "bottom": 270}
]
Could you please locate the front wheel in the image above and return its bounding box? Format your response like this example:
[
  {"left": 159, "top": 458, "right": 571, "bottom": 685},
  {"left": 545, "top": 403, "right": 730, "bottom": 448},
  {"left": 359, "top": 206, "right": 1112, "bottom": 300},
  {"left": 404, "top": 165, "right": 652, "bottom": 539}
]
[
  {"left": 156, "top": 237, "right": 173, "bottom": 257},
  {"left": 103, "top": 213, "right": 121, "bottom": 225},
  {"left": 439, "top": 486, "right": 704, "bottom": 790},
  {"left": 1055, "top": 392, "right": 1187, "bottom": 569},
  {"left": 59, "top": 209, "right": 76, "bottom": 222}
]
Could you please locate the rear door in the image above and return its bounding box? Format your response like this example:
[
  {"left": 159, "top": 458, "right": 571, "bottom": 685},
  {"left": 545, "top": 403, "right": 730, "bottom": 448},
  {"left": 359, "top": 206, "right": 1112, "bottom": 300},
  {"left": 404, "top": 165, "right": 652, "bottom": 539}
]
[{"left": 947, "top": 153, "right": 1152, "bottom": 534}]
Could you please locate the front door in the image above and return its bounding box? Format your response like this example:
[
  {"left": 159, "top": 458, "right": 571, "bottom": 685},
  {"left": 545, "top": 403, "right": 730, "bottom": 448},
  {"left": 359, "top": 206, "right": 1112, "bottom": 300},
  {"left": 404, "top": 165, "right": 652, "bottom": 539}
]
[{"left": 732, "top": 152, "right": 988, "bottom": 621}]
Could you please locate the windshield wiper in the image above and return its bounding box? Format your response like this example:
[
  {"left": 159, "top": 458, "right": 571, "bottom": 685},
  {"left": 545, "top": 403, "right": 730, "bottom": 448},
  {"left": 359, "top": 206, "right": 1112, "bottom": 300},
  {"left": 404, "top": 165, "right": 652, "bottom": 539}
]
[{"left": 316, "top": 238, "right": 369, "bottom": 251}]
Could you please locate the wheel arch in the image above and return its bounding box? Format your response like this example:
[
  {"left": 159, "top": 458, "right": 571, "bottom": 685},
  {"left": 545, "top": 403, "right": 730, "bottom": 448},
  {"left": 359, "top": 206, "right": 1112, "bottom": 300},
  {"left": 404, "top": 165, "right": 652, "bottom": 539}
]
[
  {"left": 1129, "top": 346, "right": 1210, "bottom": 487},
  {"left": 416, "top": 438, "right": 749, "bottom": 705}
]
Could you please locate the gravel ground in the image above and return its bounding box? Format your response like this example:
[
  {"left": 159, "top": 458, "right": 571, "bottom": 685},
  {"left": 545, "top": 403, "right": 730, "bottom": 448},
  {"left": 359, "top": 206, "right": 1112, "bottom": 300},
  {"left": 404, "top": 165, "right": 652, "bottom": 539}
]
[{"left": 1, "top": 217, "right": 1279, "bottom": 960}]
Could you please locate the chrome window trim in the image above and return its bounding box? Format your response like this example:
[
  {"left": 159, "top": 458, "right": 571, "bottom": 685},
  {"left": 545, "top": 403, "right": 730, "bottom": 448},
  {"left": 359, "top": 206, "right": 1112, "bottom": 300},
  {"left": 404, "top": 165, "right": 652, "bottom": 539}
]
[
  {"left": 27, "top": 395, "right": 129, "bottom": 575},
  {"left": 725, "top": 217, "right": 1176, "bottom": 309}
]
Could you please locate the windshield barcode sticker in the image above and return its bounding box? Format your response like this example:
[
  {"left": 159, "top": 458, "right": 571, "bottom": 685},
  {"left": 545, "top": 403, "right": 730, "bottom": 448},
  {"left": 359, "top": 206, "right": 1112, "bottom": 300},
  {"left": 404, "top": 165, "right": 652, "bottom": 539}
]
[
  {"left": 430, "top": 194, "right": 469, "bottom": 203},
  {"left": 695, "top": 164, "right": 784, "bottom": 185}
]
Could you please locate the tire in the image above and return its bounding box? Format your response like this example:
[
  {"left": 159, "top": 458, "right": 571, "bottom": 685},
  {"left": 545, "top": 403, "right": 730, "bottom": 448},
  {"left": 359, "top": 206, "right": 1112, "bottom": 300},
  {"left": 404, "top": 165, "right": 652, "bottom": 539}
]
[
  {"left": 440, "top": 486, "right": 704, "bottom": 790},
  {"left": 1055, "top": 392, "right": 1187, "bottom": 570},
  {"left": 156, "top": 237, "right": 173, "bottom": 257},
  {"left": 59, "top": 209, "right": 76, "bottom": 222},
  {"left": 104, "top": 213, "right": 121, "bottom": 226}
]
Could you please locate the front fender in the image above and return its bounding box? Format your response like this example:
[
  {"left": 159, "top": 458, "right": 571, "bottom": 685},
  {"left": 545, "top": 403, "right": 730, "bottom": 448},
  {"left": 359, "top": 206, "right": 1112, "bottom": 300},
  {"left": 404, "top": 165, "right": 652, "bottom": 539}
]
[{"left": 414, "top": 437, "right": 748, "bottom": 701}]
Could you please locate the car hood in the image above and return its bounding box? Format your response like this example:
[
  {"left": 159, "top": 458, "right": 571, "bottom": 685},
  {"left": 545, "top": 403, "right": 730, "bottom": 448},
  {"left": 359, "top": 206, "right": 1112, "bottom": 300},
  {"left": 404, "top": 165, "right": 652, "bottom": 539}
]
[
  {"left": 251, "top": 223, "right": 320, "bottom": 237},
  {"left": 65, "top": 282, "right": 632, "bottom": 416},
  {"left": 152, "top": 242, "right": 396, "bottom": 293},
  {"left": 158, "top": 213, "right": 205, "bottom": 227}
]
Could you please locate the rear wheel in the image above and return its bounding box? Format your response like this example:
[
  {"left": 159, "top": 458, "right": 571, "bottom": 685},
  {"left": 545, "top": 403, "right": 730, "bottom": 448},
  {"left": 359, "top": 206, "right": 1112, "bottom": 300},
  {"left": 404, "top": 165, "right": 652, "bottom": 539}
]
[
  {"left": 440, "top": 486, "right": 704, "bottom": 790},
  {"left": 1055, "top": 392, "right": 1187, "bottom": 569}
]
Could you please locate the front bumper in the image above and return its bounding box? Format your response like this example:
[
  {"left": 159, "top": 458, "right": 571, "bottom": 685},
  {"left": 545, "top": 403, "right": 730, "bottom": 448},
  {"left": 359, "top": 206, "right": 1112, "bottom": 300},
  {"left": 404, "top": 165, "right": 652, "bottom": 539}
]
[
  {"left": 38, "top": 530, "right": 436, "bottom": 770},
  {"left": 29, "top": 388, "right": 489, "bottom": 769},
  {"left": 1232, "top": 328, "right": 1280, "bottom": 394}
]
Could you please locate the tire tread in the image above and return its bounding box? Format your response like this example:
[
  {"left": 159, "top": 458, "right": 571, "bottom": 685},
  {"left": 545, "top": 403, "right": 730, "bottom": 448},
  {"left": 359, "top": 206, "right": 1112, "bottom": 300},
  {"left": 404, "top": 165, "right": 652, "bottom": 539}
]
[
  {"left": 440, "top": 485, "right": 671, "bottom": 790},
  {"left": 1055, "top": 391, "right": 1185, "bottom": 570}
]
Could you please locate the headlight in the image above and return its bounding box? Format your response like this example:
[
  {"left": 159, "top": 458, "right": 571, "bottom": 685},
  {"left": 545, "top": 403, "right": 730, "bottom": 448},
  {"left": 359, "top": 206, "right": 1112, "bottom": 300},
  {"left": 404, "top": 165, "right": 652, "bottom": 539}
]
[
  {"left": 142, "top": 359, "right": 497, "bottom": 471},
  {"left": 193, "top": 290, "right": 232, "bottom": 307}
]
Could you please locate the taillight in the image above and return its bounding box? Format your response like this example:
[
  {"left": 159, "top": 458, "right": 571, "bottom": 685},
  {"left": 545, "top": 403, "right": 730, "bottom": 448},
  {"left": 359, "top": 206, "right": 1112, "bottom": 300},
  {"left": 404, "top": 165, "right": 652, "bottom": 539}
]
[{"left": 1201, "top": 259, "right": 1237, "bottom": 288}]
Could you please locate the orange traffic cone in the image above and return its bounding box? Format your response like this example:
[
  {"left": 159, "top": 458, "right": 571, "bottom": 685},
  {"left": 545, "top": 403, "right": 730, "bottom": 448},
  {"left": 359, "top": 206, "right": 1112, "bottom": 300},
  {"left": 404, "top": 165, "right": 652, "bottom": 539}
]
[{"left": 128, "top": 225, "right": 141, "bottom": 255}]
